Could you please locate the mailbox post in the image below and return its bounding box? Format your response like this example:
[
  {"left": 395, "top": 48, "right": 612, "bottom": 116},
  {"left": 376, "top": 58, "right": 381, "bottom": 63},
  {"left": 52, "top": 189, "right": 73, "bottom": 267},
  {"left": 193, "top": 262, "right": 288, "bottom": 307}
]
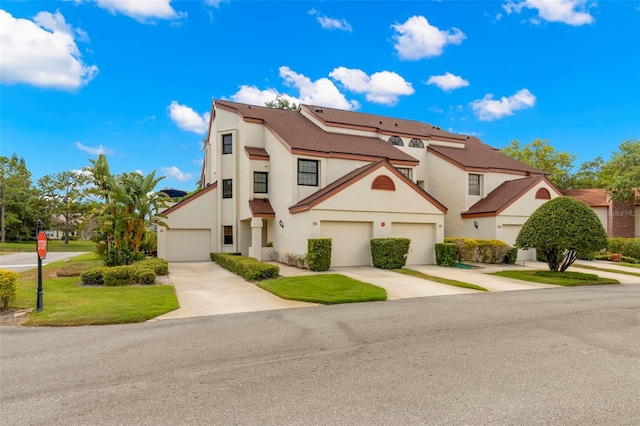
[{"left": 36, "top": 220, "right": 48, "bottom": 311}]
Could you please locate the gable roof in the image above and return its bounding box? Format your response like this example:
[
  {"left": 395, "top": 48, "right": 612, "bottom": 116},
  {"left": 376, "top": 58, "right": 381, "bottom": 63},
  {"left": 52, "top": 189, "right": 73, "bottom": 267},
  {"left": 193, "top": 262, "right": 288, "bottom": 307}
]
[
  {"left": 163, "top": 182, "right": 217, "bottom": 215},
  {"left": 249, "top": 198, "right": 275, "bottom": 217},
  {"left": 301, "top": 104, "right": 468, "bottom": 142},
  {"left": 289, "top": 159, "right": 447, "bottom": 214},
  {"left": 562, "top": 188, "right": 609, "bottom": 207},
  {"left": 428, "top": 137, "right": 545, "bottom": 175},
  {"left": 214, "top": 100, "right": 418, "bottom": 165},
  {"left": 461, "top": 175, "right": 560, "bottom": 218}
]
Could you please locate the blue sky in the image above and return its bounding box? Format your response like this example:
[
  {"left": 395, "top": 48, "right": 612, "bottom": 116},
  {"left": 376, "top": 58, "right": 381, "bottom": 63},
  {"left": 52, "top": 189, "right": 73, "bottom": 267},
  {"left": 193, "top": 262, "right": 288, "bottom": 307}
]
[{"left": 1, "top": 0, "right": 639, "bottom": 191}]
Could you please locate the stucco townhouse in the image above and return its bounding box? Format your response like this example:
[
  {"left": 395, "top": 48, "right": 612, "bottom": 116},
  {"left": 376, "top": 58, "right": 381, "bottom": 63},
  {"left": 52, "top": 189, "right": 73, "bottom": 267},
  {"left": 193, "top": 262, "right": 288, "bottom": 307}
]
[{"left": 157, "top": 100, "right": 561, "bottom": 265}]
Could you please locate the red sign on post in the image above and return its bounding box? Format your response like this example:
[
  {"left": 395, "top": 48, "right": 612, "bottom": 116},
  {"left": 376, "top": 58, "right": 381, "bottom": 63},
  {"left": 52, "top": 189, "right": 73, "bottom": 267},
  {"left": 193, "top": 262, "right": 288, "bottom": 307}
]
[{"left": 37, "top": 231, "right": 48, "bottom": 260}]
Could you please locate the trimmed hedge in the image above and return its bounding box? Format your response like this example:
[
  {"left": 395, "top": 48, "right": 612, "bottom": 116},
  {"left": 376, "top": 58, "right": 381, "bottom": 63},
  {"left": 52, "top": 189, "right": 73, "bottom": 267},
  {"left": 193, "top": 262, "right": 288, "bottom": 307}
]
[
  {"left": 80, "top": 266, "right": 110, "bottom": 285},
  {"left": 503, "top": 247, "right": 518, "bottom": 264},
  {"left": 80, "top": 259, "right": 168, "bottom": 286},
  {"left": 211, "top": 253, "right": 279, "bottom": 281},
  {"left": 134, "top": 268, "right": 156, "bottom": 285},
  {"left": 445, "top": 238, "right": 512, "bottom": 264},
  {"left": 435, "top": 243, "right": 457, "bottom": 266},
  {"left": 134, "top": 258, "right": 169, "bottom": 276},
  {"left": 0, "top": 269, "right": 19, "bottom": 311},
  {"left": 370, "top": 238, "right": 410, "bottom": 269},
  {"left": 307, "top": 238, "right": 332, "bottom": 271},
  {"left": 607, "top": 238, "right": 640, "bottom": 261},
  {"left": 103, "top": 266, "right": 133, "bottom": 286}
]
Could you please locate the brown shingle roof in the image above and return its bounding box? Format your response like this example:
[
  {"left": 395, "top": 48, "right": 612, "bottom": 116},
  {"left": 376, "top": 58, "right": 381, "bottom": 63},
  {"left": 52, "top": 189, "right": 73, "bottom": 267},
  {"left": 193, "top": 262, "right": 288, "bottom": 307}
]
[
  {"left": 289, "top": 160, "right": 447, "bottom": 214},
  {"left": 215, "top": 100, "right": 418, "bottom": 165},
  {"left": 301, "top": 104, "right": 468, "bottom": 141},
  {"left": 428, "top": 137, "right": 545, "bottom": 175},
  {"left": 249, "top": 198, "right": 275, "bottom": 217},
  {"left": 462, "top": 176, "right": 547, "bottom": 217},
  {"left": 245, "top": 146, "right": 269, "bottom": 159},
  {"left": 562, "top": 189, "right": 608, "bottom": 207}
]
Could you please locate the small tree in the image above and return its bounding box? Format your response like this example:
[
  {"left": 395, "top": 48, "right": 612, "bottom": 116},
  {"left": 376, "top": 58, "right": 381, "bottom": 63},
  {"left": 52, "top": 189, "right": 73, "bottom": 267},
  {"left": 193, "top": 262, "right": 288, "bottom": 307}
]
[
  {"left": 265, "top": 95, "right": 297, "bottom": 111},
  {"left": 515, "top": 197, "right": 607, "bottom": 272}
]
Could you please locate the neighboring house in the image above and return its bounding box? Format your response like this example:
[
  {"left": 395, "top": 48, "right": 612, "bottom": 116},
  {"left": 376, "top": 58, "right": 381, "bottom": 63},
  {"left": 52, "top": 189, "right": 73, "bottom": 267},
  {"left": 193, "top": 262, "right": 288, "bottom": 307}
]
[
  {"left": 564, "top": 189, "right": 639, "bottom": 238},
  {"left": 44, "top": 215, "right": 79, "bottom": 240},
  {"left": 158, "top": 100, "right": 560, "bottom": 265}
]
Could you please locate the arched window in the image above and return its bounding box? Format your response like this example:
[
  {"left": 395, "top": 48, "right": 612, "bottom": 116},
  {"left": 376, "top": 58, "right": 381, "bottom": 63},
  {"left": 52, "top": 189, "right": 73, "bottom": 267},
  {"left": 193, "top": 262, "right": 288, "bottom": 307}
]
[
  {"left": 409, "top": 138, "right": 424, "bottom": 148},
  {"left": 371, "top": 175, "right": 396, "bottom": 191},
  {"left": 535, "top": 188, "right": 551, "bottom": 200},
  {"left": 388, "top": 136, "right": 403, "bottom": 146}
]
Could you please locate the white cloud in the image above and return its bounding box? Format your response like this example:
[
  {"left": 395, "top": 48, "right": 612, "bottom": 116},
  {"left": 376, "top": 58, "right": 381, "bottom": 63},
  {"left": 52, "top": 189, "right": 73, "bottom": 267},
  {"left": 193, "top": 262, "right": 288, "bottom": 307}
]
[
  {"left": 92, "top": 0, "right": 184, "bottom": 22},
  {"left": 470, "top": 89, "right": 536, "bottom": 121},
  {"left": 168, "top": 101, "right": 210, "bottom": 134},
  {"left": 308, "top": 9, "right": 352, "bottom": 32},
  {"left": 279, "top": 66, "right": 359, "bottom": 110},
  {"left": 503, "top": 0, "right": 595, "bottom": 26},
  {"left": 230, "top": 85, "right": 301, "bottom": 107},
  {"left": 392, "top": 15, "right": 466, "bottom": 60},
  {"left": 0, "top": 10, "right": 98, "bottom": 90},
  {"left": 160, "top": 166, "right": 192, "bottom": 182},
  {"left": 329, "top": 67, "right": 414, "bottom": 105},
  {"left": 76, "top": 141, "right": 113, "bottom": 155},
  {"left": 426, "top": 72, "right": 470, "bottom": 92},
  {"left": 205, "top": 0, "right": 229, "bottom": 8}
]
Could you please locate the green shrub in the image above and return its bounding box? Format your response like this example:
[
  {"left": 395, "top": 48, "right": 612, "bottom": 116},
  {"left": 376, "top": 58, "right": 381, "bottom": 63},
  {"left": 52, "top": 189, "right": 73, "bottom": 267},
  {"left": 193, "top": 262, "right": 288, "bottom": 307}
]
[
  {"left": 307, "top": 238, "right": 332, "bottom": 271},
  {"left": 608, "top": 238, "right": 640, "bottom": 261},
  {"left": 80, "top": 267, "right": 110, "bottom": 285},
  {"left": 0, "top": 269, "right": 19, "bottom": 311},
  {"left": 135, "top": 258, "right": 169, "bottom": 275},
  {"left": 445, "top": 238, "right": 510, "bottom": 264},
  {"left": 134, "top": 268, "right": 156, "bottom": 285},
  {"left": 534, "top": 270, "right": 599, "bottom": 281},
  {"left": 212, "top": 253, "right": 279, "bottom": 281},
  {"left": 577, "top": 251, "right": 597, "bottom": 260},
  {"left": 103, "top": 266, "right": 133, "bottom": 286},
  {"left": 283, "top": 252, "right": 307, "bottom": 268},
  {"left": 607, "top": 238, "right": 626, "bottom": 256},
  {"left": 370, "top": 238, "right": 410, "bottom": 269},
  {"left": 435, "top": 243, "right": 457, "bottom": 266},
  {"left": 445, "top": 238, "right": 478, "bottom": 262},
  {"left": 503, "top": 247, "right": 518, "bottom": 264},
  {"left": 622, "top": 256, "right": 638, "bottom": 264}
]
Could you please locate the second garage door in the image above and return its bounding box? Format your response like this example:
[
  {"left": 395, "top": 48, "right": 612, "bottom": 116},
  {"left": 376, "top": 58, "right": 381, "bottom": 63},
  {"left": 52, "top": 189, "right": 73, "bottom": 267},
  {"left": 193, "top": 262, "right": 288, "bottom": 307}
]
[
  {"left": 501, "top": 224, "right": 536, "bottom": 261},
  {"left": 166, "top": 229, "right": 211, "bottom": 261},
  {"left": 391, "top": 223, "right": 435, "bottom": 265},
  {"left": 320, "top": 221, "right": 373, "bottom": 267}
]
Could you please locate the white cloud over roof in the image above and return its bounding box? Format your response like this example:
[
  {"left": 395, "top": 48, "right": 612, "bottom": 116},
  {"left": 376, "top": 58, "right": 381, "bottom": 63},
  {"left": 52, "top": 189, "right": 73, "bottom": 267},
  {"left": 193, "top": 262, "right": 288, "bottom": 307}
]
[
  {"left": 503, "top": 0, "right": 595, "bottom": 26},
  {"left": 0, "top": 10, "right": 98, "bottom": 90},
  {"left": 279, "top": 66, "right": 359, "bottom": 110},
  {"left": 426, "top": 72, "right": 470, "bottom": 92},
  {"left": 168, "top": 101, "right": 211, "bottom": 134},
  {"left": 470, "top": 89, "right": 536, "bottom": 121},
  {"left": 308, "top": 9, "right": 352, "bottom": 32},
  {"left": 330, "top": 67, "right": 414, "bottom": 105},
  {"left": 160, "top": 166, "right": 192, "bottom": 182},
  {"left": 92, "top": 0, "right": 184, "bottom": 22},
  {"left": 230, "top": 86, "right": 300, "bottom": 107},
  {"left": 76, "top": 141, "right": 113, "bottom": 156},
  {"left": 392, "top": 15, "right": 466, "bottom": 60}
]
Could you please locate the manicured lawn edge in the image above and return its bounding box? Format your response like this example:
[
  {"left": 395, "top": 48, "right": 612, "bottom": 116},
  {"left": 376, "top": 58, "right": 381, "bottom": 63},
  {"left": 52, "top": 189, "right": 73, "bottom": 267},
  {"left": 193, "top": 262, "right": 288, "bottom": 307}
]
[
  {"left": 571, "top": 264, "right": 640, "bottom": 277},
  {"left": 395, "top": 268, "right": 488, "bottom": 291},
  {"left": 258, "top": 274, "right": 387, "bottom": 304},
  {"left": 492, "top": 270, "right": 619, "bottom": 286},
  {"left": 0, "top": 240, "right": 96, "bottom": 253}
]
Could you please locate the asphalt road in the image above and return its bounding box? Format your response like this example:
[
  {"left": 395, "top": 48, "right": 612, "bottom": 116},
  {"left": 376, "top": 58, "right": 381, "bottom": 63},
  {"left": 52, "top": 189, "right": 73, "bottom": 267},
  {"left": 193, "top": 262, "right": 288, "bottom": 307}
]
[
  {"left": 0, "top": 252, "right": 86, "bottom": 272},
  {"left": 1, "top": 284, "right": 639, "bottom": 425}
]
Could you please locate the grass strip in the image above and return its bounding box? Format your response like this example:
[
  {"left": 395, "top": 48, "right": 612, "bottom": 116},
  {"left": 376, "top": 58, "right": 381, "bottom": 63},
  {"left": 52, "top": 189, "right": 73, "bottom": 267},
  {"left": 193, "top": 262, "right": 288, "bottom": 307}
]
[
  {"left": 492, "top": 270, "right": 619, "bottom": 286},
  {"left": 0, "top": 240, "right": 96, "bottom": 253},
  {"left": 570, "top": 264, "right": 640, "bottom": 277},
  {"left": 12, "top": 253, "right": 178, "bottom": 326},
  {"left": 395, "top": 268, "right": 487, "bottom": 291},
  {"left": 258, "top": 274, "right": 387, "bottom": 304}
]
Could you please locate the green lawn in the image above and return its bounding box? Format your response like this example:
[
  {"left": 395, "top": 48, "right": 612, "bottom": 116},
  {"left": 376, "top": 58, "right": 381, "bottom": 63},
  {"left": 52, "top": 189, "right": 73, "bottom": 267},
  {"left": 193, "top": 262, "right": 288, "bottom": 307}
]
[
  {"left": 492, "top": 270, "right": 619, "bottom": 286},
  {"left": 11, "top": 253, "right": 179, "bottom": 326},
  {"left": 258, "top": 274, "right": 387, "bottom": 304},
  {"left": 0, "top": 240, "right": 96, "bottom": 253},
  {"left": 572, "top": 263, "right": 640, "bottom": 276},
  {"left": 394, "top": 268, "right": 488, "bottom": 291}
]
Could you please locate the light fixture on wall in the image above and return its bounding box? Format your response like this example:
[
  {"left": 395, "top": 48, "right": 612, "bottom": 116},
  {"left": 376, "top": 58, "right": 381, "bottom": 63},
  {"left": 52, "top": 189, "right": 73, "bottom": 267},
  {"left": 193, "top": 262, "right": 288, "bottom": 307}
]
[
  {"left": 279, "top": 220, "right": 284, "bottom": 228},
  {"left": 473, "top": 221, "right": 478, "bottom": 229}
]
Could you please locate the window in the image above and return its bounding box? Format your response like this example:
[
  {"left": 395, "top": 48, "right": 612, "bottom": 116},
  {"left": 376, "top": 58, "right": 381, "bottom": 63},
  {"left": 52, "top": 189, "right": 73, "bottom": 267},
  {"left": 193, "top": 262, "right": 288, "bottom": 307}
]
[
  {"left": 298, "top": 159, "right": 319, "bottom": 186},
  {"left": 223, "top": 179, "right": 232, "bottom": 198},
  {"left": 254, "top": 172, "right": 268, "bottom": 194},
  {"left": 409, "top": 138, "right": 424, "bottom": 148},
  {"left": 396, "top": 167, "right": 412, "bottom": 179},
  {"left": 388, "top": 136, "right": 404, "bottom": 146},
  {"left": 535, "top": 188, "right": 551, "bottom": 199},
  {"left": 222, "top": 134, "right": 232, "bottom": 154},
  {"left": 468, "top": 174, "right": 481, "bottom": 196},
  {"left": 223, "top": 226, "right": 233, "bottom": 245}
]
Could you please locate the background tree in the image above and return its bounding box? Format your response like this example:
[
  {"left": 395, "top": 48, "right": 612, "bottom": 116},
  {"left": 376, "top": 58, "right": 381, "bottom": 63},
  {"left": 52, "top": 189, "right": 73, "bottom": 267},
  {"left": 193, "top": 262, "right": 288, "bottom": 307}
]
[
  {"left": 0, "top": 154, "right": 42, "bottom": 242},
  {"left": 265, "top": 95, "right": 298, "bottom": 111},
  {"left": 37, "top": 171, "right": 91, "bottom": 244},
  {"left": 515, "top": 197, "right": 607, "bottom": 272},
  {"left": 566, "top": 157, "right": 604, "bottom": 189},
  {"left": 501, "top": 139, "right": 576, "bottom": 189},
  {"left": 599, "top": 139, "right": 640, "bottom": 202}
]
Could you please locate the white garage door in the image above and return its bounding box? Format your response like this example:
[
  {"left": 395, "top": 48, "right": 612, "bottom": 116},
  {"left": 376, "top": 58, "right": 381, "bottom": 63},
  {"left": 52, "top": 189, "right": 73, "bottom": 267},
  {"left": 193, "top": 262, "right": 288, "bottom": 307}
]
[
  {"left": 320, "top": 221, "right": 373, "bottom": 267},
  {"left": 502, "top": 225, "right": 535, "bottom": 261},
  {"left": 391, "top": 223, "right": 435, "bottom": 265},
  {"left": 166, "top": 229, "right": 211, "bottom": 261}
]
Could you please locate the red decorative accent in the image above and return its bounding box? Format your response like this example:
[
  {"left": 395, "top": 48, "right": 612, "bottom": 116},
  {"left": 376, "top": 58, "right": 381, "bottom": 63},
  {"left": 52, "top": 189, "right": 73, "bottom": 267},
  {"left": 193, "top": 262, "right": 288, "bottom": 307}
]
[
  {"left": 37, "top": 231, "right": 48, "bottom": 259},
  {"left": 381, "top": 222, "right": 386, "bottom": 227},
  {"left": 371, "top": 175, "right": 395, "bottom": 191},
  {"left": 535, "top": 188, "right": 551, "bottom": 200}
]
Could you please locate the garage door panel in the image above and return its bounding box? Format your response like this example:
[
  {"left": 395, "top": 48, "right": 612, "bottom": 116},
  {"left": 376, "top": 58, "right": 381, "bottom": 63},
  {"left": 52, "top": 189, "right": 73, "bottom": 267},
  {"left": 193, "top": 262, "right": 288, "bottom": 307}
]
[
  {"left": 391, "top": 223, "right": 435, "bottom": 265},
  {"left": 167, "top": 229, "right": 211, "bottom": 261},
  {"left": 320, "top": 221, "right": 372, "bottom": 267},
  {"left": 502, "top": 225, "right": 536, "bottom": 261}
]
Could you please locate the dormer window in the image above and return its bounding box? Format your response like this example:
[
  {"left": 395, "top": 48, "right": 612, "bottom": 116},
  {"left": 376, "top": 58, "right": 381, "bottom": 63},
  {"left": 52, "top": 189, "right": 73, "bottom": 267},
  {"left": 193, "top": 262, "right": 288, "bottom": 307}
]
[{"left": 388, "top": 136, "right": 403, "bottom": 146}]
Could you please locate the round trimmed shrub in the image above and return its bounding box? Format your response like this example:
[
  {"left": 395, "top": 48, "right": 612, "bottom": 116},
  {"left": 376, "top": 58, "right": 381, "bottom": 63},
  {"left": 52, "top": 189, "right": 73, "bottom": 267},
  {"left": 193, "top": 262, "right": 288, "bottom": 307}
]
[{"left": 134, "top": 268, "right": 156, "bottom": 285}]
